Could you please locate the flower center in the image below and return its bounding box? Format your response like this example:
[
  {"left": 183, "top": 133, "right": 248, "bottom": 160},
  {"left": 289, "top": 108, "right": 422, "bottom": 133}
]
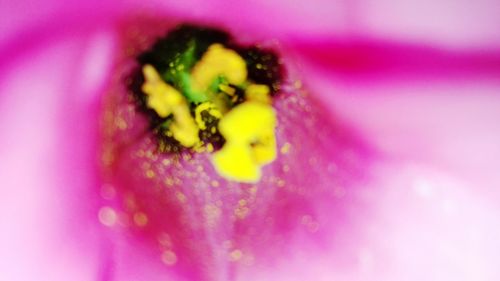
[{"left": 132, "top": 24, "right": 283, "bottom": 183}]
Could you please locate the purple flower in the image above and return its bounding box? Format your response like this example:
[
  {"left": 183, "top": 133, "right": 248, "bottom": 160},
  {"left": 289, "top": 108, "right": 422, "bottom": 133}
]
[{"left": 1, "top": 1, "right": 500, "bottom": 280}]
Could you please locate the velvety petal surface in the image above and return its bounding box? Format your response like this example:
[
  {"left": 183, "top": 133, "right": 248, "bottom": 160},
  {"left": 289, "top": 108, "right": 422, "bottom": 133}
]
[
  {"left": 0, "top": 23, "right": 116, "bottom": 281},
  {"left": 94, "top": 17, "right": 372, "bottom": 281},
  {"left": 3, "top": 0, "right": 500, "bottom": 49},
  {"left": 1, "top": 1, "right": 500, "bottom": 281},
  {"left": 284, "top": 39, "right": 500, "bottom": 280}
]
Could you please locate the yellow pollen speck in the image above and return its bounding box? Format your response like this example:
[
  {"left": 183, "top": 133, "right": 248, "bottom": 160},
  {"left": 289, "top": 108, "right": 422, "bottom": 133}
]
[
  {"left": 133, "top": 212, "right": 148, "bottom": 227},
  {"left": 145, "top": 170, "right": 155, "bottom": 178},
  {"left": 191, "top": 44, "right": 247, "bottom": 91},
  {"left": 235, "top": 200, "right": 249, "bottom": 219},
  {"left": 161, "top": 250, "right": 178, "bottom": 266},
  {"left": 234, "top": 206, "right": 249, "bottom": 219},
  {"left": 245, "top": 84, "right": 271, "bottom": 104},
  {"left": 176, "top": 192, "right": 187, "bottom": 203},
  {"left": 164, "top": 177, "right": 175, "bottom": 186},
  {"left": 115, "top": 118, "right": 128, "bottom": 130},
  {"left": 230, "top": 249, "right": 243, "bottom": 261},
  {"left": 204, "top": 204, "right": 221, "bottom": 218},
  {"left": 141, "top": 64, "right": 199, "bottom": 147},
  {"left": 280, "top": 142, "right": 291, "bottom": 154},
  {"left": 212, "top": 102, "right": 277, "bottom": 182}
]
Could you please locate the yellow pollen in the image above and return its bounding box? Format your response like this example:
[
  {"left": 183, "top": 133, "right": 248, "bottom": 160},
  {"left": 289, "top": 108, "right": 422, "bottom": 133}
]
[
  {"left": 141, "top": 64, "right": 200, "bottom": 147},
  {"left": 212, "top": 102, "right": 277, "bottom": 182},
  {"left": 245, "top": 84, "right": 271, "bottom": 104},
  {"left": 229, "top": 249, "right": 243, "bottom": 261},
  {"left": 133, "top": 212, "right": 148, "bottom": 227},
  {"left": 142, "top": 64, "right": 182, "bottom": 118},
  {"left": 280, "top": 142, "right": 291, "bottom": 154},
  {"left": 206, "top": 143, "right": 214, "bottom": 152},
  {"left": 191, "top": 44, "right": 247, "bottom": 91},
  {"left": 195, "top": 102, "right": 222, "bottom": 130}
]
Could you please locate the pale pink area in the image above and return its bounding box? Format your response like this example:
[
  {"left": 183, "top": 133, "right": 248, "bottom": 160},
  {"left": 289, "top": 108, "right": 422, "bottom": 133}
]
[
  {"left": 236, "top": 165, "right": 500, "bottom": 281},
  {"left": 2, "top": 0, "right": 500, "bottom": 50},
  {"left": 354, "top": 0, "right": 500, "bottom": 49},
  {"left": 291, "top": 40, "right": 500, "bottom": 191},
  {"left": 0, "top": 29, "right": 116, "bottom": 280},
  {"left": 277, "top": 42, "right": 500, "bottom": 280}
]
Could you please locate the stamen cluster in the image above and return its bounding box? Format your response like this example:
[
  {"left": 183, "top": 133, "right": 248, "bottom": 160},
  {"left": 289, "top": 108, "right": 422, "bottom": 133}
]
[{"left": 131, "top": 25, "right": 283, "bottom": 182}]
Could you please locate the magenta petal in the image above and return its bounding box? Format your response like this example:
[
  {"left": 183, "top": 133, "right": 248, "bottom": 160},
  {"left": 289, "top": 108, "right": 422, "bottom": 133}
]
[
  {"left": 4, "top": 0, "right": 500, "bottom": 50},
  {"left": 287, "top": 39, "right": 500, "bottom": 82},
  {"left": 3, "top": 2, "right": 500, "bottom": 280},
  {"left": 0, "top": 26, "right": 116, "bottom": 280},
  {"left": 284, "top": 38, "right": 500, "bottom": 280},
  {"left": 95, "top": 17, "right": 374, "bottom": 281}
]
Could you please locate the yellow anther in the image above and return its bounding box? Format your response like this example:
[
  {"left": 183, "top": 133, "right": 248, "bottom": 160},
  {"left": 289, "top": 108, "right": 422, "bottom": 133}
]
[
  {"left": 142, "top": 64, "right": 184, "bottom": 118},
  {"left": 141, "top": 64, "right": 200, "bottom": 147},
  {"left": 169, "top": 117, "right": 200, "bottom": 147},
  {"left": 193, "top": 143, "right": 206, "bottom": 153},
  {"left": 212, "top": 102, "right": 277, "bottom": 182},
  {"left": 206, "top": 143, "right": 214, "bottom": 153},
  {"left": 219, "top": 84, "right": 236, "bottom": 96},
  {"left": 191, "top": 44, "right": 247, "bottom": 91},
  {"left": 195, "top": 102, "right": 222, "bottom": 130},
  {"left": 245, "top": 84, "right": 271, "bottom": 104},
  {"left": 252, "top": 133, "right": 276, "bottom": 164}
]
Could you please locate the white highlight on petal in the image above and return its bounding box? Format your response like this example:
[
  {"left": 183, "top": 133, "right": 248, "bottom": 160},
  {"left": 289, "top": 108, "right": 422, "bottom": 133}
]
[
  {"left": 0, "top": 38, "right": 101, "bottom": 281},
  {"left": 75, "top": 30, "right": 116, "bottom": 103}
]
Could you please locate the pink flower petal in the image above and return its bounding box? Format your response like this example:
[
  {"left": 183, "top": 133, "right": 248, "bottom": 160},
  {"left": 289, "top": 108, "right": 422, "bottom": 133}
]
[
  {"left": 93, "top": 17, "right": 373, "bottom": 280},
  {"left": 1, "top": 2, "right": 500, "bottom": 281},
  {"left": 0, "top": 25, "right": 116, "bottom": 280},
  {"left": 3, "top": 0, "right": 500, "bottom": 49}
]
